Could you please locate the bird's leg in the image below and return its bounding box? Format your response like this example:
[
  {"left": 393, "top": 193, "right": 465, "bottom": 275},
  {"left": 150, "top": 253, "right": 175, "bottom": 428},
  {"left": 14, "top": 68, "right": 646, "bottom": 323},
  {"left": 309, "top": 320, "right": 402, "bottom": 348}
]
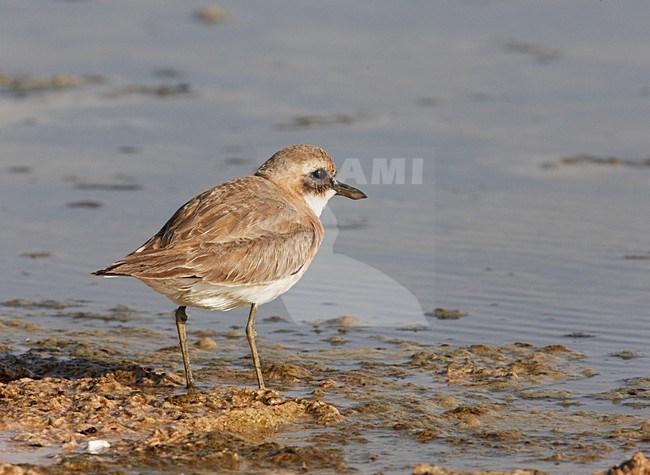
[
  {"left": 174, "top": 306, "right": 195, "bottom": 389},
  {"left": 245, "top": 303, "right": 266, "bottom": 389}
]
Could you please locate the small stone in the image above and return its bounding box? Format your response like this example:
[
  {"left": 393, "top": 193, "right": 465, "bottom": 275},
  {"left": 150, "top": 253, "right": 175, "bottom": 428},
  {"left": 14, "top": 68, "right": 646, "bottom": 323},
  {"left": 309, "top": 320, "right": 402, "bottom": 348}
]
[
  {"left": 194, "top": 6, "right": 226, "bottom": 24},
  {"left": 20, "top": 251, "right": 52, "bottom": 259},
  {"left": 195, "top": 337, "right": 217, "bottom": 351},
  {"left": 320, "top": 379, "right": 340, "bottom": 390},
  {"left": 563, "top": 331, "right": 596, "bottom": 338},
  {"left": 460, "top": 415, "right": 481, "bottom": 429},
  {"left": 87, "top": 439, "right": 110, "bottom": 454},
  {"left": 611, "top": 350, "right": 638, "bottom": 360},
  {"left": 326, "top": 335, "right": 348, "bottom": 346},
  {"left": 641, "top": 421, "right": 650, "bottom": 437},
  {"left": 67, "top": 200, "right": 103, "bottom": 208},
  {"left": 437, "top": 395, "right": 457, "bottom": 409},
  {"left": 312, "top": 389, "right": 325, "bottom": 398},
  {"left": 263, "top": 315, "right": 284, "bottom": 322},
  {"left": 322, "top": 315, "right": 363, "bottom": 328},
  {"left": 426, "top": 308, "right": 467, "bottom": 320}
]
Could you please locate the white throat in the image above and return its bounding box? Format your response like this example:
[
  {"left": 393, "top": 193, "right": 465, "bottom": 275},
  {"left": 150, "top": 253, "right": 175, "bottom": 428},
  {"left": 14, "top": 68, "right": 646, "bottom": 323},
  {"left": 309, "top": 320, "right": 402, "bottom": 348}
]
[{"left": 303, "top": 189, "right": 336, "bottom": 217}]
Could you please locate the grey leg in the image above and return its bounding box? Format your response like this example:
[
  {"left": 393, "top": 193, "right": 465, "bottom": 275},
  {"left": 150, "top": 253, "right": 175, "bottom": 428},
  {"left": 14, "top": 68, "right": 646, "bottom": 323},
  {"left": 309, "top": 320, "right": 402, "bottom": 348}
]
[
  {"left": 245, "top": 303, "right": 265, "bottom": 389},
  {"left": 175, "top": 306, "right": 195, "bottom": 389}
]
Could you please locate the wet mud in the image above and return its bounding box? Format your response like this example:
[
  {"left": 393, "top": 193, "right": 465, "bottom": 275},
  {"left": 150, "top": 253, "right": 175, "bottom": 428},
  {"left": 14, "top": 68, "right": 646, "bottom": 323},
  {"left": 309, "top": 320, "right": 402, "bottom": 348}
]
[
  {"left": 413, "top": 451, "right": 650, "bottom": 475},
  {"left": 498, "top": 36, "right": 562, "bottom": 64},
  {"left": 0, "top": 74, "right": 105, "bottom": 98},
  {"left": 278, "top": 112, "right": 378, "bottom": 129},
  {"left": 542, "top": 154, "right": 650, "bottom": 170},
  {"left": 0, "top": 306, "right": 647, "bottom": 474},
  {"left": 0, "top": 70, "right": 191, "bottom": 101}
]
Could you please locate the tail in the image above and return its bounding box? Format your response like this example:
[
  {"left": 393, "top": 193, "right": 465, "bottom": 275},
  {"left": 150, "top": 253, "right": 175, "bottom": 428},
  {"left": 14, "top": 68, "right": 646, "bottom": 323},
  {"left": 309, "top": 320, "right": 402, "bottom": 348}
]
[{"left": 92, "top": 264, "right": 127, "bottom": 277}]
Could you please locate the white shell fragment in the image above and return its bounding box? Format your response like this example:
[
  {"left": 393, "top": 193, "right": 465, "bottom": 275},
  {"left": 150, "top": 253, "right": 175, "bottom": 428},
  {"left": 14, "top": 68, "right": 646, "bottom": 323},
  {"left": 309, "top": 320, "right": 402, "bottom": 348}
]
[{"left": 87, "top": 439, "right": 111, "bottom": 454}]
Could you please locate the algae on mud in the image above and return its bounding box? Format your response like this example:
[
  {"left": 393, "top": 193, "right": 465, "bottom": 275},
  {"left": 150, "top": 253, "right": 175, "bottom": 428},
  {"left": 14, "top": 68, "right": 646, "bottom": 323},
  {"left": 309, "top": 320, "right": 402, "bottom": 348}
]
[{"left": 0, "top": 362, "right": 343, "bottom": 473}]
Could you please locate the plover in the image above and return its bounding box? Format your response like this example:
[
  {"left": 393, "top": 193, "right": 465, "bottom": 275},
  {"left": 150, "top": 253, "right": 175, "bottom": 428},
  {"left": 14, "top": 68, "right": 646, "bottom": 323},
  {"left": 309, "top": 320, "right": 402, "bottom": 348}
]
[{"left": 94, "top": 144, "right": 366, "bottom": 389}]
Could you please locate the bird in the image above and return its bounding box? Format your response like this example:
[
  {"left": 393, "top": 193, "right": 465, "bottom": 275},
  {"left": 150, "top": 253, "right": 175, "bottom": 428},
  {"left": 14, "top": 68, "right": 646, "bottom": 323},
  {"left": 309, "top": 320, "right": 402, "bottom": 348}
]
[{"left": 93, "top": 144, "right": 366, "bottom": 390}]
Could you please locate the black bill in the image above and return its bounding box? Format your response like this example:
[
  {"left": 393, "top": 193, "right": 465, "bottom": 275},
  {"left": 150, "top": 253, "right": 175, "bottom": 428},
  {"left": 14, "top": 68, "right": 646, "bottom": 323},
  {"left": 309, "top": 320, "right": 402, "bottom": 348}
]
[{"left": 333, "top": 181, "right": 367, "bottom": 200}]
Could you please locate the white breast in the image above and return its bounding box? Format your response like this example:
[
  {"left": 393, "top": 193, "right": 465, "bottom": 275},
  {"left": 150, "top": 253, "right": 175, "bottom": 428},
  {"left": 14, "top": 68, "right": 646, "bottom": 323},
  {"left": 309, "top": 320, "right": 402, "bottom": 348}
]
[{"left": 303, "top": 189, "right": 336, "bottom": 217}]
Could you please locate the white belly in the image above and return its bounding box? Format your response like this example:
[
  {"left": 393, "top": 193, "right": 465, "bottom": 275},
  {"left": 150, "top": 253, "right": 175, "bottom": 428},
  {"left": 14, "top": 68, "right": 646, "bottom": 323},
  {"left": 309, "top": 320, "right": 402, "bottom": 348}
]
[{"left": 140, "top": 271, "right": 305, "bottom": 311}]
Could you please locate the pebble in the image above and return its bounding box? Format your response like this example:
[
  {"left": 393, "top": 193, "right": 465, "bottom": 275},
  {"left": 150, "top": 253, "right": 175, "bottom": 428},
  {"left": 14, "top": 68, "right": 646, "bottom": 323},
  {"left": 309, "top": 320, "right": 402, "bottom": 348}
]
[
  {"left": 195, "top": 337, "right": 218, "bottom": 351},
  {"left": 87, "top": 439, "right": 110, "bottom": 454}
]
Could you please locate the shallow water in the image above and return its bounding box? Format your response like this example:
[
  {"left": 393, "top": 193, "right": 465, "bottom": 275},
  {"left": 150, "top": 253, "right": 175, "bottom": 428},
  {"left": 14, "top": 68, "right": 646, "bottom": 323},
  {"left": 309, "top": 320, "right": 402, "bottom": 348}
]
[{"left": 1, "top": 1, "right": 649, "bottom": 473}]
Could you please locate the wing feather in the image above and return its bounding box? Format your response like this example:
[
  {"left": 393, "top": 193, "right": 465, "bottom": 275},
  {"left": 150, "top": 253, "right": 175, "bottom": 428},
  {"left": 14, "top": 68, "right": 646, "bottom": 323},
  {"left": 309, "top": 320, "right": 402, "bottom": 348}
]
[{"left": 96, "top": 176, "right": 323, "bottom": 286}]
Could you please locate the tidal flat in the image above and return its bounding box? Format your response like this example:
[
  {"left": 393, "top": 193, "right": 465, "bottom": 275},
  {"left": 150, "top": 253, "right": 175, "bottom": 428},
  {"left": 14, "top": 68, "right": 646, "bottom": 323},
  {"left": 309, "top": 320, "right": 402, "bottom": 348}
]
[
  {"left": 0, "top": 303, "right": 648, "bottom": 474},
  {"left": 2, "top": 1, "right": 650, "bottom": 473}
]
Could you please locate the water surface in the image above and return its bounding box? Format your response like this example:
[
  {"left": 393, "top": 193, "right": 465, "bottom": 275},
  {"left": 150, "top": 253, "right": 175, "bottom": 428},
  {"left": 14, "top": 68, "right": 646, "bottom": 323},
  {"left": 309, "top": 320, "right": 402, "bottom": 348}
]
[{"left": 1, "top": 1, "right": 649, "bottom": 473}]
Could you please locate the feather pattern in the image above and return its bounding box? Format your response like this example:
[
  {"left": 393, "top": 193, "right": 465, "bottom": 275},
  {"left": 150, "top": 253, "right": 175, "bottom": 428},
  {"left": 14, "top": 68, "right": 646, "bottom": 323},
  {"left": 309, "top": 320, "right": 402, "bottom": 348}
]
[{"left": 98, "top": 176, "right": 323, "bottom": 287}]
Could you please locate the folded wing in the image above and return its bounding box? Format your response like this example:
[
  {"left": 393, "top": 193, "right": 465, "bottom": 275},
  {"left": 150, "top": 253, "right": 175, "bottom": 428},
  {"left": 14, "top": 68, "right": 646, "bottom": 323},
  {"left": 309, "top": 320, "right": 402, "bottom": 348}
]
[{"left": 95, "top": 176, "right": 323, "bottom": 286}]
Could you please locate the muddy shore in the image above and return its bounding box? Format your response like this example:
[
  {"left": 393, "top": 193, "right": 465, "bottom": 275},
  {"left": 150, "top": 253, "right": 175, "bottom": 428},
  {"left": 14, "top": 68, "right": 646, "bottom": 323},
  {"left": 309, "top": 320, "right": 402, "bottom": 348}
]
[{"left": 0, "top": 304, "right": 648, "bottom": 474}]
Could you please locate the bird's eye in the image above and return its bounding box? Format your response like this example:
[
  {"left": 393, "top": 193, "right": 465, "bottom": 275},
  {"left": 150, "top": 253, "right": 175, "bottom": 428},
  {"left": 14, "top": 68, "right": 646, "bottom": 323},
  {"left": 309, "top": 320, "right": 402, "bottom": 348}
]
[{"left": 311, "top": 168, "right": 327, "bottom": 180}]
